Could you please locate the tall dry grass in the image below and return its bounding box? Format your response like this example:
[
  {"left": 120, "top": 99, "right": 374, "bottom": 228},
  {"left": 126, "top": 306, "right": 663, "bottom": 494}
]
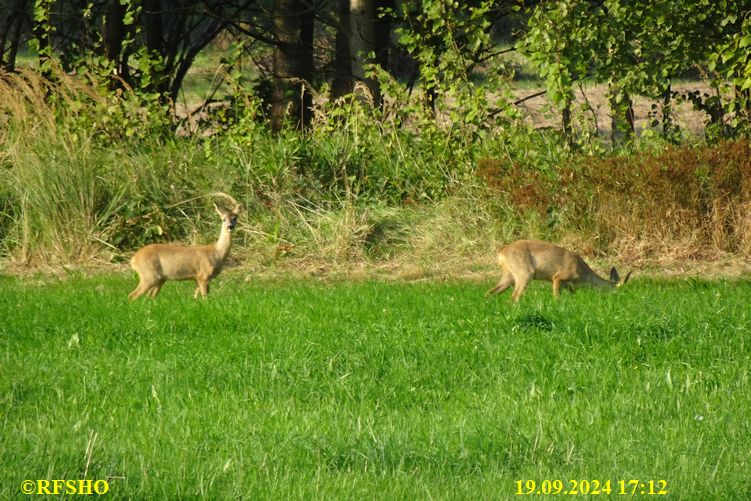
[
  {"left": 567, "top": 140, "right": 751, "bottom": 262},
  {"left": 478, "top": 139, "right": 751, "bottom": 266},
  {"left": 0, "top": 70, "right": 110, "bottom": 264},
  {"left": 0, "top": 69, "right": 206, "bottom": 266},
  {"left": 2, "top": 66, "right": 751, "bottom": 273}
]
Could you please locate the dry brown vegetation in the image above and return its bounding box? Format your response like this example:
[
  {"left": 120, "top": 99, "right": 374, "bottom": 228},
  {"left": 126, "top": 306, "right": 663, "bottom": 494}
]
[{"left": 478, "top": 139, "right": 751, "bottom": 274}]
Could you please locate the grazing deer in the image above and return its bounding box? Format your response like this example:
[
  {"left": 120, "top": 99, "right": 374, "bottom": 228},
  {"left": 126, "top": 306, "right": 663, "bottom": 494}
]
[
  {"left": 128, "top": 200, "right": 241, "bottom": 300},
  {"left": 487, "top": 239, "right": 632, "bottom": 303}
]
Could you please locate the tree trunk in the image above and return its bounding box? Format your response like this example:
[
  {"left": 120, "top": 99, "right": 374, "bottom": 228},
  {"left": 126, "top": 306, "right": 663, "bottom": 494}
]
[
  {"left": 141, "top": 0, "right": 167, "bottom": 94},
  {"left": 300, "top": 6, "right": 314, "bottom": 123},
  {"left": 103, "top": 0, "right": 128, "bottom": 86},
  {"left": 661, "top": 83, "right": 674, "bottom": 138},
  {"left": 373, "top": 0, "right": 393, "bottom": 70},
  {"left": 0, "top": 0, "right": 29, "bottom": 71},
  {"left": 349, "top": 0, "right": 380, "bottom": 106},
  {"left": 626, "top": 93, "right": 634, "bottom": 134},
  {"left": 331, "top": 0, "right": 353, "bottom": 99},
  {"left": 271, "top": 0, "right": 315, "bottom": 132},
  {"left": 609, "top": 84, "right": 634, "bottom": 143},
  {"left": 562, "top": 103, "right": 572, "bottom": 144},
  {"left": 142, "top": 0, "right": 164, "bottom": 57},
  {"left": 168, "top": 19, "right": 226, "bottom": 102}
]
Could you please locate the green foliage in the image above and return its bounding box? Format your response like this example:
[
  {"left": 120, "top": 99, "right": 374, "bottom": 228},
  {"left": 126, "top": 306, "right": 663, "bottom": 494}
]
[
  {"left": 200, "top": 63, "right": 521, "bottom": 209},
  {"left": 396, "top": 0, "right": 492, "bottom": 87},
  {"left": 14, "top": 0, "right": 751, "bottom": 144},
  {"left": 521, "top": 0, "right": 587, "bottom": 110},
  {"left": 521, "top": 0, "right": 751, "bottom": 138},
  {"left": 394, "top": 0, "right": 519, "bottom": 134},
  {"left": 4, "top": 55, "right": 751, "bottom": 268},
  {"left": 29, "top": 0, "right": 55, "bottom": 74},
  {"left": 7, "top": 0, "right": 751, "bottom": 266},
  {"left": 709, "top": 12, "right": 751, "bottom": 131}
]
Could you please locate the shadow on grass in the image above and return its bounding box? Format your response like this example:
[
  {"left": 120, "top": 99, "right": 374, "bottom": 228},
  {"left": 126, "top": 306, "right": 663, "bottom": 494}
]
[{"left": 511, "top": 312, "right": 555, "bottom": 333}]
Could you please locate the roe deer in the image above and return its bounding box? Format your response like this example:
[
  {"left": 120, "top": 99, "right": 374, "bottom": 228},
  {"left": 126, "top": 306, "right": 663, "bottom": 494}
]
[
  {"left": 487, "top": 240, "right": 632, "bottom": 303},
  {"left": 128, "top": 201, "right": 241, "bottom": 300}
]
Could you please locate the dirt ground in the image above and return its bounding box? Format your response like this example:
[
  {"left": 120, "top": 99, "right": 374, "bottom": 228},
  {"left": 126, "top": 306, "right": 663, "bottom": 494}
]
[
  {"left": 177, "top": 80, "right": 715, "bottom": 140},
  {"left": 514, "top": 82, "right": 714, "bottom": 138}
]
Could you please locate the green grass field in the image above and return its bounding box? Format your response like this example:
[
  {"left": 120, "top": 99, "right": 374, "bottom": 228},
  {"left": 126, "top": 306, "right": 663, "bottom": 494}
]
[{"left": 1, "top": 273, "right": 749, "bottom": 499}]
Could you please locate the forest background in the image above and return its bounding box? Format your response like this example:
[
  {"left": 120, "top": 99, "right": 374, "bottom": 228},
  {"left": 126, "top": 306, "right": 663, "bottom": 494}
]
[{"left": 1, "top": 0, "right": 751, "bottom": 277}]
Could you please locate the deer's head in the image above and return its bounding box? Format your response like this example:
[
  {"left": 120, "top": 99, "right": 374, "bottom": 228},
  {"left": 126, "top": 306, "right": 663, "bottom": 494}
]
[
  {"left": 610, "top": 267, "right": 633, "bottom": 287},
  {"left": 214, "top": 202, "right": 241, "bottom": 232}
]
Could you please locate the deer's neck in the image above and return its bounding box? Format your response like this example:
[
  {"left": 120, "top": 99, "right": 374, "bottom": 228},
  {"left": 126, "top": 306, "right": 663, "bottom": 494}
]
[
  {"left": 587, "top": 271, "right": 614, "bottom": 289},
  {"left": 215, "top": 226, "right": 233, "bottom": 261}
]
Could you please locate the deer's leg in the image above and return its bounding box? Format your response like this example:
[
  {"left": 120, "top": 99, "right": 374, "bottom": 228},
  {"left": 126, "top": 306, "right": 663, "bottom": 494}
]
[
  {"left": 510, "top": 275, "right": 531, "bottom": 303},
  {"left": 552, "top": 273, "right": 563, "bottom": 298},
  {"left": 148, "top": 279, "right": 165, "bottom": 298},
  {"left": 129, "top": 275, "right": 150, "bottom": 300},
  {"left": 487, "top": 273, "right": 514, "bottom": 297},
  {"left": 128, "top": 284, "right": 146, "bottom": 300},
  {"left": 195, "top": 279, "right": 210, "bottom": 298}
]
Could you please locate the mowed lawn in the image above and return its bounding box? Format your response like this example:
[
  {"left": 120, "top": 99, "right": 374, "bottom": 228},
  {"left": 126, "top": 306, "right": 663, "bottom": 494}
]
[{"left": 1, "top": 272, "right": 749, "bottom": 499}]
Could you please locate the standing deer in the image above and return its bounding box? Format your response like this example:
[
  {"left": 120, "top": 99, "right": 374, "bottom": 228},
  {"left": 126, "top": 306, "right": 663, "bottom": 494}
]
[
  {"left": 487, "top": 240, "right": 632, "bottom": 303},
  {"left": 128, "top": 200, "right": 241, "bottom": 300}
]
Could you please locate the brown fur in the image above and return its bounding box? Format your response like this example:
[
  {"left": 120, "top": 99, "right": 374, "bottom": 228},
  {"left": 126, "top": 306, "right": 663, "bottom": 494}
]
[
  {"left": 129, "top": 203, "right": 240, "bottom": 299},
  {"left": 487, "top": 239, "right": 632, "bottom": 303}
]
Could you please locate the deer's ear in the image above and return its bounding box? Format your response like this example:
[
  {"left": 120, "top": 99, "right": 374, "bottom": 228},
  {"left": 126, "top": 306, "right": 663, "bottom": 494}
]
[
  {"left": 214, "top": 202, "right": 226, "bottom": 216},
  {"left": 610, "top": 267, "right": 620, "bottom": 284},
  {"left": 621, "top": 271, "right": 633, "bottom": 285}
]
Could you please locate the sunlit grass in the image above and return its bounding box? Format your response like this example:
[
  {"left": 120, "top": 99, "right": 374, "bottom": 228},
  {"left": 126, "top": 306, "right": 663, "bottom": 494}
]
[{"left": 1, "top": 274, "right": 749, "bottom": 498}]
